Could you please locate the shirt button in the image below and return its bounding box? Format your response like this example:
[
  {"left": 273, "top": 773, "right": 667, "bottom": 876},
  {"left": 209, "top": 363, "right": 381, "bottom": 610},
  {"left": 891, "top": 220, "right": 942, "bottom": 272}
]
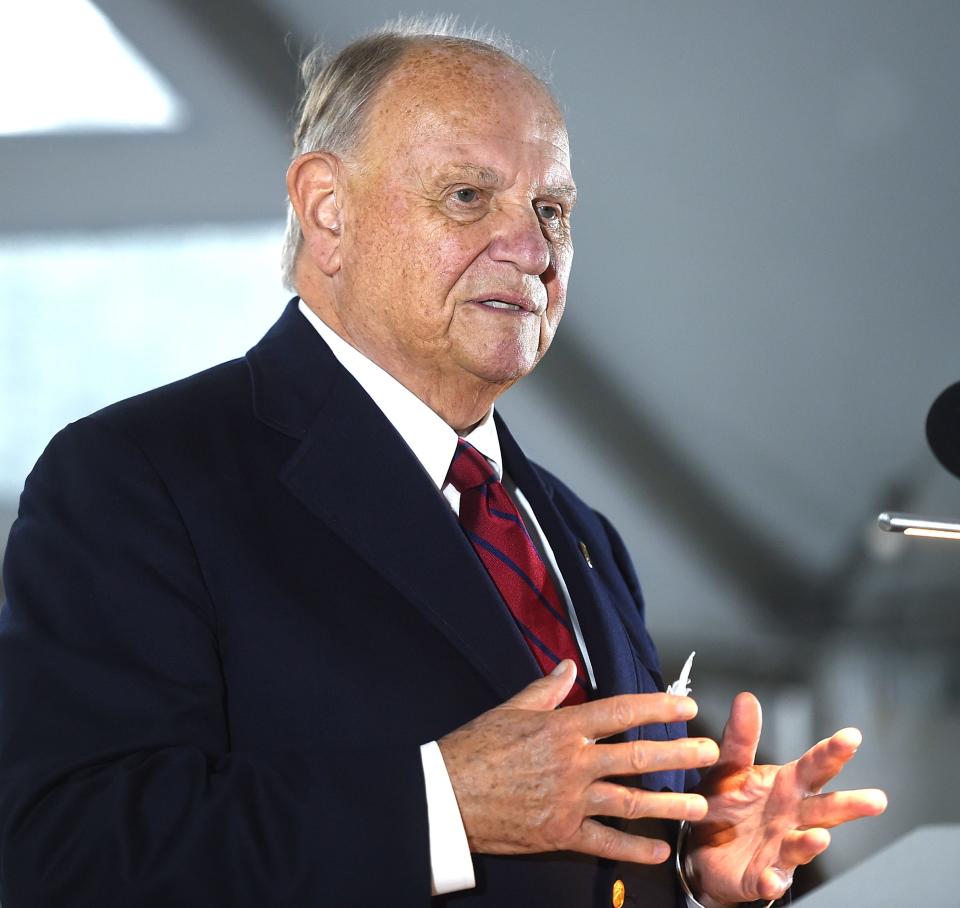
[{"left": 611, "top": 878, "right": 625, "bottom": 907}]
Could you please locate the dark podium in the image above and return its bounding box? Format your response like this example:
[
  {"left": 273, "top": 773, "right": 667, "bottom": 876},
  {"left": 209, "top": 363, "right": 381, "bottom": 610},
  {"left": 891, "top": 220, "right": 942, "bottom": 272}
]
[{"left": 794, "top": 824, "right": 959, "bottom": 905}]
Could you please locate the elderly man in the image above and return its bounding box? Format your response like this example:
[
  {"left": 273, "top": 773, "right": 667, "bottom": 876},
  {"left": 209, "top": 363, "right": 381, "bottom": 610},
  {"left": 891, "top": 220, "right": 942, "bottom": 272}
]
[{"left": 0, "top": 19, "right": 884, "bottom": 908}]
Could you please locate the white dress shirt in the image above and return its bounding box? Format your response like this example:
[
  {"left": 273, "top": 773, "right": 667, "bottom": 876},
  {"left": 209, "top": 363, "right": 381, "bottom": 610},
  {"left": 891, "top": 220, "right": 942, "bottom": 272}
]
[{"left": 296, "top": 301, "right": 707, "bottom": 906}]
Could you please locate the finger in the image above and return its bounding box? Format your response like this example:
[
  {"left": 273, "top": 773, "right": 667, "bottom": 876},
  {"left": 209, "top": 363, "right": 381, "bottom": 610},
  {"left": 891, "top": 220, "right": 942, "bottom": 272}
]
[
  {"left": 570, "top": 818, "right": 672, "bottom": 864},
  {"left": 798, "top": 788, "right": 889, "bottom": 829},
  {"left": 715, "top": 691, "right": 761, "bottom": 771},
  {"left": 572, "top": 692, "right": 698, "bottom": 740},
  {"left": 586, "top": 782, "right": 708, "bottom": 823},
  {"left": 795, "top": 727, "right": 862, "bottom": 792},
  {"left": 504, "top": 660, "right": 577, "bottom": 711},
  {"left": 757, "top": 866, "right": 794, "bottom": 902},
  {"left": 592, "top": 737, "right": 719, "bottom": 778},
  {"left": 779, "top": 827, "right": 831, "bottom": 866}
]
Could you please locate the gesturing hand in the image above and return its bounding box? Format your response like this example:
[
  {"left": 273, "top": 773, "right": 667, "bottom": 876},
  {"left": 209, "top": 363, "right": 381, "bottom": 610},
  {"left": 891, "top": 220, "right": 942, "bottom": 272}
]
[
  {"left": 438, "top": 660, "right": 720, "bottom": 864},
  {"left": 686, "top": 692, "right": 888, "bottom": 905}
]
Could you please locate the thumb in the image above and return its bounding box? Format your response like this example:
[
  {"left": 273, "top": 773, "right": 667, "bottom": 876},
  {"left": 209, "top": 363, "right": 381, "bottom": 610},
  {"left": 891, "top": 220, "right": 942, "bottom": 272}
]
[
  {"left": 503, "top": 660, "right": 577, "bottom": 712},
  {"left": 716, "top": 691, "right": 762, "bottom": 771}
]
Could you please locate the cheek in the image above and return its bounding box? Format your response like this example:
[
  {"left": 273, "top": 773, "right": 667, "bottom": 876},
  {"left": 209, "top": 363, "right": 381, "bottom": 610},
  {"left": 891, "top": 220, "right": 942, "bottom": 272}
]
[
  {"left": 367, "top": 210, "right": 478, "bottom": 296},
  {"left": 545, "top": 246, "right": 571, "bottom": 327},
  {"left": 342, "top": 210, "right": 396, "bottom": 284},
  {"left": 552, "top": 241, "right": 573, "bottom": 287},
  {"left": 428, "top": 225, "right": 486, "bottom": 285},
  {"left": 546, "top": 295, "right": 566, "bottom": 334},
  {"left": 536, "top": 297, "right": 564, "bottom": 364}
]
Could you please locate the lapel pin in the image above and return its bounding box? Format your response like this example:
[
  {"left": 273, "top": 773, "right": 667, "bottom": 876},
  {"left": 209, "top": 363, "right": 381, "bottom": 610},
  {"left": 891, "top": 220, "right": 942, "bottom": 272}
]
[{"left": 578, "top": 540, "right": 593, "bottom": 568}]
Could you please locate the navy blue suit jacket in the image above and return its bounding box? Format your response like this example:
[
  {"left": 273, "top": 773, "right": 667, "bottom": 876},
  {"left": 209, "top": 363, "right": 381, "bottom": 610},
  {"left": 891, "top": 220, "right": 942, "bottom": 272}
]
[{"left": 0, "top": 299, "right": 687, "bottom": 906}]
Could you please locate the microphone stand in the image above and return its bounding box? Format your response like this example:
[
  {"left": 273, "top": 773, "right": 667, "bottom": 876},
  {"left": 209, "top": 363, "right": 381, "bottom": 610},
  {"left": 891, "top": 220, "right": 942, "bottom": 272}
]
[{"left": 878, "top": 381, "right": 960, "bottom": 542}]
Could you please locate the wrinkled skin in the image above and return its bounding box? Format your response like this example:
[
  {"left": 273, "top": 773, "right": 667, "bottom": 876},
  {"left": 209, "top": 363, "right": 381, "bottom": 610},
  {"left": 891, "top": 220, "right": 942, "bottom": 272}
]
[
  {"left": 288, "top": 46, "right": 888, "bottom": 904},
  {"left": 686, "top": 692, "right": 887, "bottom": 904},
  {"left": 441, "top": 666, "right": 886, "bottom": 905},
  {"left": 439, "top": 662, "right": 717, "bottom": 862},
  {"left": 291, "top": 46, "right": 574, "bottom": 432}
]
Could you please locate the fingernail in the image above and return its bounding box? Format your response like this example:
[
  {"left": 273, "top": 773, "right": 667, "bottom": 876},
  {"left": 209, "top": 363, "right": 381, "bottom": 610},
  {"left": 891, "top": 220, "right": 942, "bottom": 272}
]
[
  {"left": 653, "top": 842, "right": 671, "bottom": 863},
  {"left": 551, "top": 660, "right": 569, "bottom": 676}
]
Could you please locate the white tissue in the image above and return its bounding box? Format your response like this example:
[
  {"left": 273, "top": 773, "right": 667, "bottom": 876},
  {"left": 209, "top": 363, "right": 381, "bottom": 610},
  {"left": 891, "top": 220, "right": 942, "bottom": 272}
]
[{"left": 666, "top": 650, "right": 696, "bottom": 696}]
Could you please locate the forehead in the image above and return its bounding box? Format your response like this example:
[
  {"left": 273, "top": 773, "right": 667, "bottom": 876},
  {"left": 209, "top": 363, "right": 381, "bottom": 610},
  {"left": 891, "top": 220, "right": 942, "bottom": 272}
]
[{"left": 361, "top": 46, "right": 571, "bottom": 174}]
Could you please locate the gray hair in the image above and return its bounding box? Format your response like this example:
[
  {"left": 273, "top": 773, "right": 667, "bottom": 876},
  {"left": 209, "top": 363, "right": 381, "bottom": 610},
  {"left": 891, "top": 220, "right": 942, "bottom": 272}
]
[{"left": 280, "top": 14, "right": 552, "bottom": 291}]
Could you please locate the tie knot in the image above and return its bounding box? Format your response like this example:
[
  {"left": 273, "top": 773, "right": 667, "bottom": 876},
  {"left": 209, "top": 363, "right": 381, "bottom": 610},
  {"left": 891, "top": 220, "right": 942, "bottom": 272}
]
[{"left": 446, "top": 440, "right": 495, "bottom": 493}]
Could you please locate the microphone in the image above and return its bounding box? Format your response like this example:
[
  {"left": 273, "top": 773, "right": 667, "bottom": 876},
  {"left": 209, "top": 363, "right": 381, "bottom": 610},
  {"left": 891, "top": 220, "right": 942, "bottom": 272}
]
[
  {"left": 926, "top": 380, "right": 960, "bottom": 479},
  {"left": 877, "top": 381, "right": 960, "bottom": 541}
]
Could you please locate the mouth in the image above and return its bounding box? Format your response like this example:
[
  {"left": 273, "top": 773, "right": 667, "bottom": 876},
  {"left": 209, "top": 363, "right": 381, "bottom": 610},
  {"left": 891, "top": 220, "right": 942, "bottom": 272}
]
[
  {"left": 468, "top": 293, "right": 541, "bottom": 315},
  {"left": 479, "top": 299, "right": 525, "bottom": 312}
]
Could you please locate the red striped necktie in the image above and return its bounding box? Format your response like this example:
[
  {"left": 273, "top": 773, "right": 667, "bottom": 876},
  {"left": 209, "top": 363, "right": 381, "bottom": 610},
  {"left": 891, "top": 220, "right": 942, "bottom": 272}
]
[{"left": 446, "top": 439, "right": 590, "bottom": 706}]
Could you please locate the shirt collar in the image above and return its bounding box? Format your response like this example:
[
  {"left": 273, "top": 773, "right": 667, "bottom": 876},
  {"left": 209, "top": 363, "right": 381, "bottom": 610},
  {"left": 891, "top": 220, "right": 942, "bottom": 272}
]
[{"left": 298, "top": 300, "right": 503, "bottom": 487}]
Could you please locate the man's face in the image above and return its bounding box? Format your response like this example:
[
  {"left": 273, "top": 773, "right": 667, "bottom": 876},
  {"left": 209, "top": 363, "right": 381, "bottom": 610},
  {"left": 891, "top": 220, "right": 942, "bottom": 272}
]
[{"left": 331, "top": 48, "right": 575, "bottom": 398}]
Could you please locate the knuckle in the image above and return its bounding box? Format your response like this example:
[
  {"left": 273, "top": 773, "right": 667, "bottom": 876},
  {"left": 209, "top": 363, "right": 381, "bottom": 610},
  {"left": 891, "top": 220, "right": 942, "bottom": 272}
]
[
  {"left": 551, "top": 709, "right": 577, "bottom": 739},
  {"left": 625, "top": 787, "right": 647, "bottom": 819},
  {"left": 541, "top": 808, "right": 581, "bottom": 851},
  {"left": 629, "top": 742, "right": 651, "bottom": 773},
  {"left": 594, "top": 824, "right": 620, "bottom": 859},
  {"left": 540, "top": 817, "right": 566, "bottom": 849},
  {"left": 600, "top": 826, "right": 621, "bottom": 860},
  {"left": 611, "top": 696, "right": 635, "bottom": 730},
  {"left": 546, "top": 718, "right": 580, "bottom": 764}
]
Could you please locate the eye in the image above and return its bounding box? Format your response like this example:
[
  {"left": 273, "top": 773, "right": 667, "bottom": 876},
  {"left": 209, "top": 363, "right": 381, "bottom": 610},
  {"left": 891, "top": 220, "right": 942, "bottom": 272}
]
[
  {"left": 452, "top": 188, "right": 480, "bottom": 204},
  {"left": 536, "top": 203, "right": 563, "bottom": 223}
]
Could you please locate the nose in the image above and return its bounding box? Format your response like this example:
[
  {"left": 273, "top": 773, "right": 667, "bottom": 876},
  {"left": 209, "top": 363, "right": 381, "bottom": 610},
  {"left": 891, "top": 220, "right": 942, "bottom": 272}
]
[{"left": 487, "top": 202, "right": 551, "bottom": 276}]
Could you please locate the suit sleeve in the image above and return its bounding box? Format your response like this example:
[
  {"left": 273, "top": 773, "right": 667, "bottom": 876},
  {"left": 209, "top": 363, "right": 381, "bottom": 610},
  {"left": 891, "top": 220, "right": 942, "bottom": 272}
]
[{"left": 0, "top": 416, "right": 431, "bottom": 907}]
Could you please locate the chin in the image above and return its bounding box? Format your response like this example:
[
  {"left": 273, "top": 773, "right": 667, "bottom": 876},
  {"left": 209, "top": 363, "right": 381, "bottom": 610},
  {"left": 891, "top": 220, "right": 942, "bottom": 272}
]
[
  {"left": 466, "top": 350, "right": 542, "bottom": 386},
  {"left": 453, "top": 311, "right": 556, "bottom": 381},
  {"left": 454, "top": 324, "right": 551, "bottom": 386}
]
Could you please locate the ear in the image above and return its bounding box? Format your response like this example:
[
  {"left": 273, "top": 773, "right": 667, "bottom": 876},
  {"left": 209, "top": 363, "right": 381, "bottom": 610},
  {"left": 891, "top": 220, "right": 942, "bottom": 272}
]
[{"left": 286, "top": 151, "right": 343, "bottom": 276}]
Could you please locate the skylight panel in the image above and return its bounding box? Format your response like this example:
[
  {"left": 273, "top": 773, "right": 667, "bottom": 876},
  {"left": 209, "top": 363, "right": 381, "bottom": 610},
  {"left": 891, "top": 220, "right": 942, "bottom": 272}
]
[{"left": 0, "top": 0, "right": 185, "bottom": 136}]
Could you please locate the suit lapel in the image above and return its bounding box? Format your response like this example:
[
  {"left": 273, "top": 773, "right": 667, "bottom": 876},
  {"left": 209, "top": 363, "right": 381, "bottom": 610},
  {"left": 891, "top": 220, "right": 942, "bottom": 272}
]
[
  {"left": 497, "top": 416, "right": 642, "bottom": 719},
  {"left": 246, "top": 301, "right": 539, "bottom": 703}
]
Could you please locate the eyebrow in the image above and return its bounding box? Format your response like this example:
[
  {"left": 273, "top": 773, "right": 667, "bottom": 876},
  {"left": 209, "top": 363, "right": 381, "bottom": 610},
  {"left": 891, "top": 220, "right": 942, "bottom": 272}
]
[
  {"left": 428, "top": 163, "right": 505, "bottom": 188},
  {"left": 427, "top": 163, "right": 578, "bottom": 209},
  {"left": 537, "top": 182, "right": 578, "bottom": 209}
]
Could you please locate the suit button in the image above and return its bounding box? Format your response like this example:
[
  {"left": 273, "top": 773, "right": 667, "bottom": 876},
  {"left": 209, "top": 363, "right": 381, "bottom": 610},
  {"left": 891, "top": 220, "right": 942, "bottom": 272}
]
[{"left": 611, "top": 879, "right": 625, "bottom": 907}]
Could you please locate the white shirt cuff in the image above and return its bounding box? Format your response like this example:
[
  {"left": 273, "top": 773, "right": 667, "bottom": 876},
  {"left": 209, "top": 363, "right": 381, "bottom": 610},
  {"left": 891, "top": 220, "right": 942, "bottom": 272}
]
[{"left": 420, "top": 740, "right": 476, "bottom": 895}]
